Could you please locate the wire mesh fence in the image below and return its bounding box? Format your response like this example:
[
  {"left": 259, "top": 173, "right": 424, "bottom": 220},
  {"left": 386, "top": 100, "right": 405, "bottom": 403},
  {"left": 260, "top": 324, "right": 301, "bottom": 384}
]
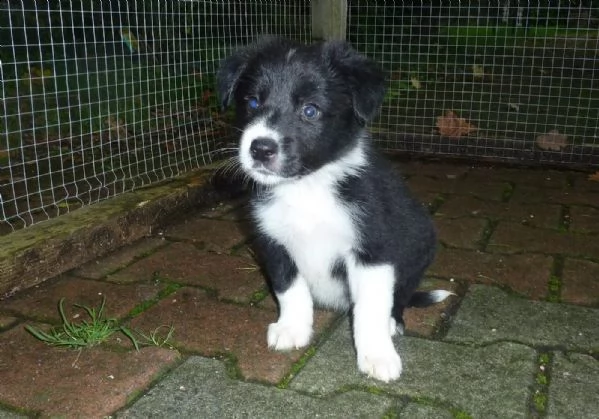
[
  {"left": 0, "top": 0, "right": 311, "bottom": 232},
  {"left": 1, "top": 1, "right": 598, "bottom": 233},
  {"left": 348, "top": 1, "right": 599, "bottom": 166}
]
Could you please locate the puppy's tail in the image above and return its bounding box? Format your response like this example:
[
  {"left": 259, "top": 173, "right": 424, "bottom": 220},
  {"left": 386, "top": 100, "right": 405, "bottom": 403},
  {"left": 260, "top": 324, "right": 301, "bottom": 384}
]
[{"left": 407, "top": 290, "right": 455, "bottom": 308}]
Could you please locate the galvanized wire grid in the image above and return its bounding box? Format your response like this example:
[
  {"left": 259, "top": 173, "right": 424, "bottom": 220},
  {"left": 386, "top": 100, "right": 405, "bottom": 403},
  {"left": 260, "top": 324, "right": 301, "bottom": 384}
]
[
  {"left": 348, "top": 1, "right": 599, "bottom": 165},
  {"left": 2, "top": 1, "right": 597, "bottom": 233},
  {"left": 0, "top": 0, "right": 311, "bottom": 232}
]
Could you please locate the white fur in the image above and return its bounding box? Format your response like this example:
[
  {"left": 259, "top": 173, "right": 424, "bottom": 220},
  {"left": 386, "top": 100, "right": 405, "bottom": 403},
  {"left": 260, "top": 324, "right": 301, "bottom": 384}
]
[
  {"left": 254, "top": 140, "right": 405, "bottom": 380},
  {"left": 267, "top": 275, "right": 313, "bottom": 350},
  {"left": 286, "top": 48, "right": 297, "bottom": 61},
  {"left": 239, "top": 118, "right": 284, "bottom": 185},
  {"left": 255, "top": 143, "right": 366, "bottom": 310},
  {"left": 348, "top": 259, "right": 402, "bottom": 382}
]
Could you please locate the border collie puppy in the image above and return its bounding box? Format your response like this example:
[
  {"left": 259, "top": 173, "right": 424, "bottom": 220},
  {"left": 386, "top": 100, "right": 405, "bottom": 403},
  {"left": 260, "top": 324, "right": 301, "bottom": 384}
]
[{"left": 217, "top": 37, "right": 451, "bottom": 382}]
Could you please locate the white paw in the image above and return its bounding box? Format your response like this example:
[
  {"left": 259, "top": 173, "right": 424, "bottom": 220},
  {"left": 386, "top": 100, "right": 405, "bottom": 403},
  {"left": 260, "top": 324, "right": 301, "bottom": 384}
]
[
  {"left": 357, "top": 346, "right": 403, "bottom": 382},
  {"left": 267, "top": 321, "right": 312, "bottom": 351},
  {"left": 389, "top": 318, "right": 405, "bottom": 337}
]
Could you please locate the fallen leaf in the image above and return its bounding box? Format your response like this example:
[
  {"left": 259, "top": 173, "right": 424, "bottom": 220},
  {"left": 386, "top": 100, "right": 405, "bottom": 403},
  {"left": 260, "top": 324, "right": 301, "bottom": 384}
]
[
  {"left": 202, "top": 89, "right": 214, "bottom": 104},
  {"left": 436, "top": 110, "right": 477, "bottom": 139},
  {"left": 472, "top": 64, "right": 485, "bottom": 78},
  {"left": 410, "top": 76, "right": 422, "bottom": 89},
  {"left": 390, "top": 70, "right": 402, "bottom": 80},
  {"left": 535, "top": 129, "right": 569, "bottom": 151},
  {"left": 0, "top": 149, "right": 9, "bottom": 163},
  {"left": 105, "top": 116, "right": 128, "bottom": 140},
  {"left": 588, "top": 171, "right": 599, "bottom": 182},
  {"left": 165, "top": 140, "right": 177, "bottom": 152}
]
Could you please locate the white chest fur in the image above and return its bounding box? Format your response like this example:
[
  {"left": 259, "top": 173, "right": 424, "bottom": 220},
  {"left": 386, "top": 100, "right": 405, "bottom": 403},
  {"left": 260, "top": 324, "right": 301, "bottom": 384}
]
[{"left": 255, "top": 171, "right": 358, "bottom": 309}]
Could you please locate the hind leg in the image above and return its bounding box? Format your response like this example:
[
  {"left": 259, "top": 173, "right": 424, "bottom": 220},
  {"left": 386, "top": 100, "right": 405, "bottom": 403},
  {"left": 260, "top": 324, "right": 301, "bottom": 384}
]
[
  {"left": 391, "top": 265, "right": 428, "bottom": 337},
  {"left": 390, "top": 284, "right": 411, "bottom": 337}
]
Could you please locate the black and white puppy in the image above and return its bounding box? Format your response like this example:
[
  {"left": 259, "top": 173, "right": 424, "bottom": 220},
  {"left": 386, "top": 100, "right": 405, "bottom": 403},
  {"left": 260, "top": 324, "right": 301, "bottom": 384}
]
[{"left": 217, "top": 37, "right": 451, "bottom": 382}]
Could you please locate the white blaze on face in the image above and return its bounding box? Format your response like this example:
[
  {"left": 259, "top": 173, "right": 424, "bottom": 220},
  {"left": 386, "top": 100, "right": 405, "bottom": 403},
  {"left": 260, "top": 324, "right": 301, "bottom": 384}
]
[{"left": 239, "top": 118, "right": 285, "bottom": 185}]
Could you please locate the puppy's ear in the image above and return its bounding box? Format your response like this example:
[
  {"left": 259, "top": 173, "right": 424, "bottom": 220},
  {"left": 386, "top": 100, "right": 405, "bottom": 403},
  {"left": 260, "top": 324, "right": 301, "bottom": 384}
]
[
  {"left": 216, "top": 49, "right": 249, "bottom": 110},
  {"left": 217, "top": 36, "right": 295, "bottom": 110},
  {"left": 323, "top": 41, "right": 386, "bottom": 123}
]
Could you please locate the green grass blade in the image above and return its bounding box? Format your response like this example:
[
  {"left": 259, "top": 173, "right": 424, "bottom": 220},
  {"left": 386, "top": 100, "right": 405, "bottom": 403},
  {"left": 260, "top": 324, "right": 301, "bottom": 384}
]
[{"left": 120, "top": 326, "right": 140, "bottom": 351}]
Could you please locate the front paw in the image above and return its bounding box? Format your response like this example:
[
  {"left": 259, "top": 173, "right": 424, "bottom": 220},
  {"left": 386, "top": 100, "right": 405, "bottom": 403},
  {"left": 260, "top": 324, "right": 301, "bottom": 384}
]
[
  {"left": 267, "top": 321, "right": 312, "bottom": 350},
  {"left": 357, "top": 346, "right": 403, "bottom": 382}
]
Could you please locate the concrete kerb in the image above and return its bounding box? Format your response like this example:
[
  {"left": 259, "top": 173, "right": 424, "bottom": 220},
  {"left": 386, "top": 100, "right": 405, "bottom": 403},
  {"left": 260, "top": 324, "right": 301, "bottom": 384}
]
[{"left": 0, "top": 170, "right": 234, "bottom": 298}]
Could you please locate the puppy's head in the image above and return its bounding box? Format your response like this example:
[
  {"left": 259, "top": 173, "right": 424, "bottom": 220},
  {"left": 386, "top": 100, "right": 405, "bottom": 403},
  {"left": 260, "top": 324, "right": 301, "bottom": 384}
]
[{"left": 217, "top": 37, "right": 386, "bottom": 186}]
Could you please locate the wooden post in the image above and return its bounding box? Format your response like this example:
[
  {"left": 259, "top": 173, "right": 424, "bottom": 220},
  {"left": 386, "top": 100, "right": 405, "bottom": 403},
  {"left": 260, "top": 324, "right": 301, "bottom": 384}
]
[{"left": 311, "top": 0, "right": 347, "bottom": 40}]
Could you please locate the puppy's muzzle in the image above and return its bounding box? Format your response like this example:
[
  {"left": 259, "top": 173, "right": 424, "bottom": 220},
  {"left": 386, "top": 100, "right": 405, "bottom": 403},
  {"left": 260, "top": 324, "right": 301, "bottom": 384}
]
[{"left": 250, "top": 137, "right": 279, "bottom": 163}]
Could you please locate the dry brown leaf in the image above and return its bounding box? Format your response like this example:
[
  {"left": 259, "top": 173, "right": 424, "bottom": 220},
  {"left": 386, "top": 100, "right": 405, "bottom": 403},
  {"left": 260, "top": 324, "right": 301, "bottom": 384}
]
[
  {"left": 390, "top": 70, "right": 402, "bottom": 80},
  {"left": 105, "top": 116, "right": 128, "bottom": 140},
  {"left": 472, "top": 64, "right": 485, "bottom": 78},
  {"left": 436, "top": 110, "right": 477, "bottom": 139},
  {"left": 535, "top": 129, "right": 569, "bottom": 151},
  {"left": 410, "top": 76, "right": 422, "bottom": 89},
  {"left": 588, "top": 171, "right": 599, "bottom": 182}
]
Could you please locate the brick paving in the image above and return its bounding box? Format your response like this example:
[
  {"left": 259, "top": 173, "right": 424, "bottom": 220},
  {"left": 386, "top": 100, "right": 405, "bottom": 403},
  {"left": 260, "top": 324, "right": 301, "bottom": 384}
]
[{"left": 0, "top": 161, "right": 598, "bottom": 418}]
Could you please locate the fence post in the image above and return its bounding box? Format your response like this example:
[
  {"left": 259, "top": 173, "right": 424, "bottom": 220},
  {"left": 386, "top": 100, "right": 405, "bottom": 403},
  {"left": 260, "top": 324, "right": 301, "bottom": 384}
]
[{"left": 311, "top": 0, "right": 347, "bottom": 40}]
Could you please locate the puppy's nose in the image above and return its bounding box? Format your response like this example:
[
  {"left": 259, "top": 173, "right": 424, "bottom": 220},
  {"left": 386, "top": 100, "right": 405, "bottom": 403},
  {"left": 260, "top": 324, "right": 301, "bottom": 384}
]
[{"left": 250, "top": 138, "right": 278, "bottom": 163}]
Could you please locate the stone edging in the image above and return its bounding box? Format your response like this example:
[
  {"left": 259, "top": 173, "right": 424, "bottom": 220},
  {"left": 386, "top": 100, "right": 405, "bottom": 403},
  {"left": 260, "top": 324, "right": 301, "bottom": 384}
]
[{"left": 0, "top": 171, "right": 228, "bottom": 298}]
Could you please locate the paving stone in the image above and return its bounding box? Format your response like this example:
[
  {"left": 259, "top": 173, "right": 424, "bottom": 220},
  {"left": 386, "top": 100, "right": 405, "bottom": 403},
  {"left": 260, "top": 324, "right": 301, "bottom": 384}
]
[
  {"left": 108, "top": 241, "right": 205, "bottom": 284},
  {"left": 290, "top": 319, "right": 535, "bottom": 418},
  {"left": 445, "top": 285, "right": 599, "bottom": 350},
  {"left": 197, "top": 197, "right": 249, "bottom": 220},
  {"left": 4, "top": 162, "right": 599, "bottom": 417},
  {"left": 434, "top": 217, "right": 488, "bottom": 249},
  {"left": 410, "top": 190, "right": 441, "bottom": 208},
  {"left": 0, "top": 325, "right": 179, "bottom": 418},
  {"left": 437, "top": 195, "right": 561, "bottom": 229},
  {"left": 396, "top": 161, "right": 470, "bottom": 179},
  {"left": 173, "top": 252, "right": 264, "bottom": 303},
  {"left": 399, "top": 403, "right": 454, "bottom": 419},
  {"left": 0, "top": 408, "right": 28, "bottom": 418},
  {"left": 164, "top": 217, "right": 248, "bottom": 252},
  {"left": 569, "top": 171, "right": 599, "bottom": 193},
  {"left": 488, "top": 222, "right": 599, "bottom": 258},
  {"left": 72, "top": 237, "right": 167, "bottom": 279},
  {"left": 108, "top": 242, "right": 264, "bottom": 303},
  {"left": 1, "top": 276, "right": 164, "bottom": 323},
  {"left": 407, "top": 176, "right": 457, "bottom": 195},
  {"left": 467, "top": 167, "right": 570, "bottom": 189},
  {"left": 450, "top": 178, "right": 510, "bottom": 201},
  {"left": 568, "top": 205, "right": 599, "bottom": 233},
  {"left": 128, "top": 287, "right": 338, "bottom": 384},
  {"left": 510, "top": 185, "right": 598, "bottom": 206},
  {"left": 0, "top": 315, "right": 18, "bottom": 329},
  {"left": 429, "top": 248, "right": 552, "bottom": 299},
  {"left": 547, "top": 352, "right": 599, "bottom": 419},
  {"left": 118, "top": 356, "right": 394, "bottom": 418},
  {"left": 561, "top": 258, "right": 599, "bottom": 306},
  {"left": 408, "top": 176, "right": 507, "bottom": 201}
]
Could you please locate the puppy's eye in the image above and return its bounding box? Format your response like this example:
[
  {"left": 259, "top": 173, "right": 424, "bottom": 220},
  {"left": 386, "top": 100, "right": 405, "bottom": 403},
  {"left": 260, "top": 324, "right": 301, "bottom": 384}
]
[
  {"left": 246, "top": 96, "right": 260, "bottom": 110},
  {"left": 301, "top": 104, "right": 320, "bottom": 120}
]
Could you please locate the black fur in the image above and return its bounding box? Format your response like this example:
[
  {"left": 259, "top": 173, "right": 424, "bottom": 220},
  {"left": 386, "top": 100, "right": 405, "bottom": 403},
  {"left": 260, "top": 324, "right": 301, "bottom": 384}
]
[{"left": 217, "top": 37, "right": 447, "bottom": 380}]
